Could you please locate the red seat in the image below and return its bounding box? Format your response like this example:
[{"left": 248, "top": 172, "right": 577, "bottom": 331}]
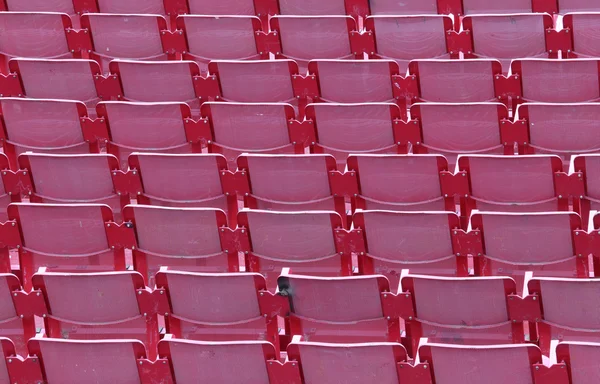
[
  {"left": 0, "top": 153, "right": 12, "bottom": 221},
  {"left": 96, "top": 0, "right": 165, "bottom": 14},
  {"left": 573, "top": 154, "right": 600, "bottom": 222},
  {"left": 367, "top": 0, "right": 440, "bottom": 14},
  {"left": 563, "top": 13, "right": 600, "bottom": 58},
  {"left": 461, "top": 0, "right": 539, "bottom": 13},
  {"left": 558, "top": 0, "right": 600, "bottom": 13},
  {"left": 187, "top": 0, "right": 256, "bottom": 14},
  {"left": 556, "top": 342, "right": 600, "bottom": 383},
  {"left": 3, "top": 0, "right": 75, "bottom": 14}
]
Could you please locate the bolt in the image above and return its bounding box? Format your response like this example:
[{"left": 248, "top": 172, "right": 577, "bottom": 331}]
[{"left": 139, "top": 361, "right": 143, "bottom": 365}]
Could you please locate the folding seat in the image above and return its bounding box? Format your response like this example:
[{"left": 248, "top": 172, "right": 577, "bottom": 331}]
[
  {"left": 277, "top": 0, "right": 367, "bottom": 16},
  {"left": 0, "top": 98, "right": 99, "bottom": 165},
  {"left": 556, "top": 342, "right": 600, "bottom": 384},
  {"left": 122, "top": 205, "right": 237, "bottom": 283},
  {"left": 238, "top": 210, "right": 351, "bottom": 285},
  {"left": 7, "top": 203, "right": 126, "bottom": 289},
  {"left": 17, "top": 153, "right": 128, "bottom": 219},
  {"left": 2, "top": 0, "right": 75, "bottom": 14},
  {"left": 365, "top": 15, "right": 453, "bottom": 72},
  {"left": 409, "top": 102, "right": 509, "bottom": 164},
  {"left": 516, "top": 103, "right": 600, "bottom": 160},
  {"left": 200, "top": 102, "right": 303, "bottom": 165},
  {"left": 187, "top": 0, "right": 257, "bottom": 15},
  {"left": 457, "top": 155, "right": 567, "bottom": 214},
  {"left": 5, "top": 58, "right": 121, "bottom": 105},
  {"left": 237, "top": 154, "right": 347, "bottom": 215},
  {"left": 0, "top": 153, "right": 12, "bottom": 221},
  {"left": 308, "top": 59, "right": 399, "bottom": 103},
  {"left": 305, "top": 103, "right": 402, "bottom": 164},
  {"left": 558, "top": 0, "right": 600, "bottom": 13},
  {"left": 277, "top": 273, "right": 405, "bottom": 343},
  {"left": 511, "top": 58, "right": 600, "bottom": 103},
  {"left": 561, "top": 13, "right": 600, "bottom": 58},
  {"left": 353, "top": 211, "right": 466, "bottom": 288},
  {"left": 347, "top": 154, "right": 459, "bottom": 211},
  {"left": 158, "top": 337, "right": 289, "bottom": 384},
  {"left": 573, "top": 154, "right": 600, "bottom": 221},
  {"left": 155, "top": 269, "right": 288, "bottom": 348},
  {"left": 286, "top": 338, "right": 418, "bottom": 384},
  {"left": 471, "top": 211, "right": 584, "bottom": 286},
  {"left": 367, "top": 0, "right": 445, "bottom": 15},
  {"left": 461, "top": 14, "right": 554, "bottom": 66},
  {"left": 461, "top": 0, "right": 542, "bottom": 13},
  {"left": 28, "top": 337, "right": 165, "bottom": 384},
  {"left": 32, "top": 269, "right": 166, "bottom": 359},
  {"left": 96, "top": 0, "right": 166, "bottom": 14},
  {"left": 96, "top": 101, "right": 196, "bottom": 169}
]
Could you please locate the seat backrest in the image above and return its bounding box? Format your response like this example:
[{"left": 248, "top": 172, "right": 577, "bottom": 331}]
[
  {"left": 278, "top": 0, "right": 347, "bottom": 14},
  {"left": 0, "top": 275, "right": 32, "bottom": 356},
  {"left": 558, "top": 0, "right": 600, "bottom": 13},
  {"left": 187, "top": 0, "right": 256, "bottom": 14},
  {"left": 462, "top": 0, "right": 534, "bottom": 13},
  {"left": 0, "top": 154, "right": 10, "bottom": 222},
  {"left": 309, "top": 59, "right": 397, "bottom": 103},
  {"left": 5, "top": 0, "right": 75, "bottom": 13},
  {"left": 97, "top": 0, "right": 166, "bottom": 13},
  {"left": 564, "top": 13, "right": 600, "bottom": 58},
  {"left": 409, "top": 59, "right": 501, "bottom": 103},
  {"left": 556, "top": 342, "right": 600, "bottom": 384},
  {"left": 512, "top": 58, "right": 600, "bottom": 103},
  {"left": 573, "top": 154, "right": 600, "bottom": 214},
  {"left": 347, "top": 154, "right": 452, "bottom": 211},
  {"left": 0, "top": 12, "right": 71, "bottom": 59},
  {"left": 368, "top": 0, "right": 439, "bottom": 15},
  {"left": 287, "top": 340, "right": 408, "bottom": 384}
]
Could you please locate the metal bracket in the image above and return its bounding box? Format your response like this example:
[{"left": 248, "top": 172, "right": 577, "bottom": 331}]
[
  {"left": 193, "top": 75, "right": 221, "bottom": 101},
  {"left": 507, "top": 294, "right": 542, "bottom": 322},
  {"left": 500, "top": 119, "right": 529, "bottom": 145},
  {"left": 258, "top": 290, "right": 290, "bottom": 318},
  {"left": 446, "top": 30, "right": 472, "bottom": 55},
  {"left": 0, "top": 221, "right": 22, "bottom": 249},
  {"left": 349, "top": 31, "right": 375, "bottom": 56},
  {"left": 288, "top": 119, "right": 316, "bottom": 146},
  {"left": 137, "top": 358, "right": 174, "bottom": 384},
  {"left": 381, "top": 291, "right": 415, "bottom": 320},
  {"left": 334, "top": 228, "right": 366, "bottom": 255},
  {"left": 439, "top": 170, "right": 470, "bottom": 197},
  {"left": 160, "top": 30, "right": 187, "bottom": 55},
  {"left": 532, "top": 363, "right": 570, "bottom": 384},
  {"left": 573, "top": 230, "right": 600, "bottom": 257},
  {"left": 136, "top": 288, "right": 170, "bottom": 317},
  {"left": 0, "top": 73, "right": 23, "bottom": 97},
  {"left": 94, "top": 74, "right": 122, "bottom": 100},
  {"left": 219, "top": 226, "right": 251, "bottom": 253},
  {"left": 494, "top": 74, "right": 522, "bottom": 101},
  {"left": 267, "top": 360, "right": 302, "bottom": 384},
  {"left": 397, "top": 362, "right": 433, "bottom": 384},
  {"left": 1, "top": 169, "right": 33, "bottom": 196},
  {"left": 65, "top": 28, "right": 93, "bottom": 54},
  {"left": 112, "top": 169, "right": 143, "bottom": 196},
  {"left": 393, "top": 119, "right": 422, "bottom": 145},
  {"left": 255, "top": 31, "right": 282, "bottom": 55},
  {"left": 554, "top": 172, "right": 585, "bottom": 199},
  {"left": 392, "top": 75, "right": 419, "bottom": 101},
  {"left": 451, "top": 229, "right": 483, "bottom": 257},
  {"left": 81, "top": 116, "right": 110, "bottom": 144},
  {"left": 220, "top": 170, "right": 250, "bottom": 196},
  {"left": 292, "top": 74, "right": 319, "bottom": 100},
  {"left": 6, "top": 356, "right": 44, "bottom": 384},
  {"left": 105, "top": 221, "right": 137, "bottom": 250},
  {"left": 328, "top": 170, "right": 359, "bottom": 197},
  {"left": 546, "top": 29, "right": 572, "bottom": 54},
  {"left": 12, "top": 289, "right": 48, "bottom": 317},
  {"left": 184, "top": 118, "right": 212, "bottom": 144},
  {"left": 72, "top": 0, "right": 99, "bottom": 13}
]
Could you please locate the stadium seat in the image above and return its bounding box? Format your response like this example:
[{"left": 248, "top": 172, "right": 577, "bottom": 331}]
[
  {"left": 471, "top": 211, "right": 585, "bottom": 284},
  {"left": 346, "top": 154, "right": 460, "bottom": 211},
  {"left": 0, "top": 153, "right": 13, "bottom": 221},
  {"left": 558, "top": 0, "right": 600, "bottom": 13},
  {"left": 96, "top": 0, "right": 165, "bottom": 14},
  {"left": 7, "top": 203, "right": 126, "bottom": 289},
  {"left": 277, "top": 273, "right": 405, "bottom": 343},
  {"left": 365, "top": 15, "right": 453, "bottom": 71},
  {"left": 562, "top": 12, "right": 600, "bottom": 58},
  {"left": 155, "top": 268, "right": 287, "bottom": 348},
  {"left": 187, "top": 0, "right": 257, "bottom": 15},
  {"left": 2, "top": 0, "right": 75, "bottom": 14},
  {"left": 278, "top": 0, "right": 368, "bottom": 16},
  {"left": 5, "top": 58, "right": 121, "bottom": 104},
  {"left": 17, "top": 153, "right": 127, "bottom": 219},
  {"left": 200, "top": 102, "right": 303, "bottom": 165},
  {"left": 305, "top": 103, "right": 402, "bottom": 163},
  {"left": 31, "top": 269, "right": 166, "bottom": 358},
  {"left": 122, "top": 205, "right": 237, "bottom": 283},
  {"left": 239, "top": 209, "right": 352, "bottom": 285},
  {"left": 461, "top": 0, "right": 542, "bottom": 13},
  {"left": 353, "top": 211, "right": 466, "bottom": 287},
  {"left": 556, "top": 342, "right": 600, "bottom": 384},
  {"left": 511, "top": 58, "right": 600, "bottom": 103},
  {"left": 367, "top": 0, "right": 444, "bottom": 15},
  {"left": 457, "top": 155, "right": 568, "bottom": 214},
  {"left": 573, "top": 154, "right": 600, "bottom": 222},
  {"left": 96, "top": 101, "right": 197, "bottom": 169}
]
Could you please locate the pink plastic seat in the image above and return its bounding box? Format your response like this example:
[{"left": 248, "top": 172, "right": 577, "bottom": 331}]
[
  {"left": 0, "top": 154, "right": 12, "bottom": 221},
  {"left": 366, "top": 15, "right": 452, "bottom": 72},
  {"left": 558, "top": 0, "right": 600, "bottom": 13},
  {"left": 0, "top": 338, "right": 25, "bottom": 384},
  {"left": 7, "top": 203, "right": 123, "bottom": 289},
  {"left": 458, "top": 155, "right": 565, "bottom": 213},
  {"left": 462, "top": 0, "right": 536, "bottom": 13},
  {"left": 347, "top": 154, "right": 455, "bottom": 211},
  {"left": 471, "top": 211, "right": 583, "bottom": 285},
  {"left": 0, "top": 274, "right": 39, "bottom": 356},
  {"left": 573, "top": 155, "right": 600, "bottom": 219},
  {"left": 0, "top": 98, "right": 94, "bottom": 162},
  {"left": 155, "top": 269, "right": 284, "bottom": 346},
  {"left": 368, "top": 0, "right": 439, "bottom": 14},
  {"left": 123, "top": 205, "right": 234, "bottom": 283},
  {"left": 277, "top": 273, "right": 401, "bottom": 342},
  {"left": 563, "top": 13, "right": 600, "bottom": 58},
  {"left": 418, "top": 343, "right": 546, "bottom": 384},
  {"left": 556, "top": 342, "right": 600, "bottom": 384},
  {"left": 306, "top": 103, "right": 401, "bottom": 165},
  {"left": 209, "top": 60, "right": 298, "bottom": 103},
  {"left": 4, "top": 0, "right": 75, "bottom": 13},
  {"left": 353, "top": 211, "right": 464, "bottom": 288},
  {"left": 201, "top": 102, "right": 300, "bottom": 165},
  {"left": 278, "top": 0, "right": 353, "bottom": 14},
  {"left": 32, "top": 270, "right": 161, "bottom": 356},
  {"left": 287, "top": 340, "right": 411, "bottom": 384},
  {"left": 411, "top": 102, "right": 508, "bottom": 164},
  {"left": 408, "top": 59, "right": 502, "bottom": 103},
  {"left": 187, "top": 0, "right": 256, "bottom": 14},
  {"left": 18, "top": 153, "right": 125, "bottom": 219},
  {"left": 511, "top": 58, "right": 600, "bottom": 103},
  {"left": 239, "top": 210, "right": 350, "bottom": 285},
  {"left": 97, "top": 101, "right": 195, "bottom": 169},
  {"left": 97, "top": 0, "right": 166, "bottom": 13},
  {"left": 29, "top": 338, "right": 156, "bottom": 384}
]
